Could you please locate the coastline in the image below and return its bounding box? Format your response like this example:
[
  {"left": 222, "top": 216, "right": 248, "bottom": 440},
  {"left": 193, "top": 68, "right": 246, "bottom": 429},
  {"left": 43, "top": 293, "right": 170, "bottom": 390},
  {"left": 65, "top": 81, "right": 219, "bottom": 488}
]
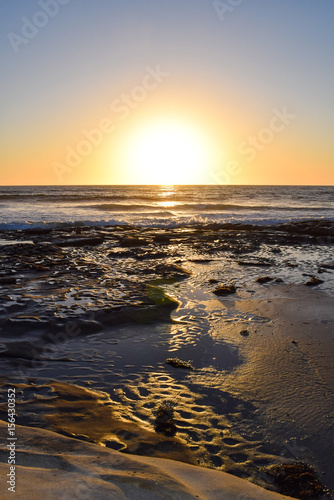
[
  {"left": 0, "top": 419, "right": 293, "bottom": 500},
  {"left": 0, "top": 223, "right": 333, "bottom": 498}
]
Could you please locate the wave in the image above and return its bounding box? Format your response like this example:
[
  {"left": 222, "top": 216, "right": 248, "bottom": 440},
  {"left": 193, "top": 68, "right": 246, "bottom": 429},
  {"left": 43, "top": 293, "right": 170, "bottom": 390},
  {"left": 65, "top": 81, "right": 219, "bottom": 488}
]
[
  {"left": 90, "top": 202, "right": 334, "bottom": 212},
  {"left": 1, "top": 216, "right": 334, "bottom": 233}
]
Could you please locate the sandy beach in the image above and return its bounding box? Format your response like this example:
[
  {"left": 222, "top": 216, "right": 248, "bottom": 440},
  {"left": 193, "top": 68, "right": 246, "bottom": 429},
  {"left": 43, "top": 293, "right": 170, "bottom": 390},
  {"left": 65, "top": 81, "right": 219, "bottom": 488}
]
[{"left": 0, "top": 222, "right": 333, "bottom": 499}]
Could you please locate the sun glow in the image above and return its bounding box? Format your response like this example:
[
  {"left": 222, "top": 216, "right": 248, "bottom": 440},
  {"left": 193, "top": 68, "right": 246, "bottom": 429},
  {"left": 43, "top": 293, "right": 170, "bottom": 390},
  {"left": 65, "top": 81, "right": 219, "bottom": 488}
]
[{"left": 120, "top": 119, "right": 218, "bottom": 184}]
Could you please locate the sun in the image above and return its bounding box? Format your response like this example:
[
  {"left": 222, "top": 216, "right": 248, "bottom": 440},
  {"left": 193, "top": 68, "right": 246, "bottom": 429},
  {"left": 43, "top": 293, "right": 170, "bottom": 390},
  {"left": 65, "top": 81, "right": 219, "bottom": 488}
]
[{"left": 119, "top": 119, "right": 217, "bottom": 184}]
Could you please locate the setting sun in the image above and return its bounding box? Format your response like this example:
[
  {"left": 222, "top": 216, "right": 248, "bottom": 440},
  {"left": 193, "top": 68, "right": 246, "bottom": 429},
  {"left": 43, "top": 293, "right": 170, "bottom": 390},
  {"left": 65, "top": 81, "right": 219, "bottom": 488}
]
[{"left": 119, "top": 119, "right": 219, "bottom": 184}]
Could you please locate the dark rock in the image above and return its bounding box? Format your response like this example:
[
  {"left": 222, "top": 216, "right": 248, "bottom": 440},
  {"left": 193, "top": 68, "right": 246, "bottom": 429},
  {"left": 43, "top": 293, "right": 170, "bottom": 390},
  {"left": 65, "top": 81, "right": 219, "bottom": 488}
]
[
  {"left": 74, "top": 320, "right": 102, "bottom": 335},
  {"left": 276, "top": 219, "right": 334, "bottom": 238},
  {"left": 0, "top": 341, "right": 46, "bottom": 360},
  {"left": 319, "top": 262, "right": 334, "bottom": 270},
  {"left": 119, "top": 237, "right": 150, "bottom": 247},
  {"left": 108, "top": 249, "right": 135, "bottom": 258},
  {"left": 256, "top": 276, "right": 274, "bottom": 284},
  {"left": 55, "top": 237, "right": 104, "bottom": 247},
  {"left": 213, "top": 284, "right": 237, "bottom": 296},
  {"left": 153, "top": 234, "right": 171, "bottom": 244},
  {"left": 0, "top": 318, "right": 49, "bottom": 335},
  {"left": 189, "top": 258, "right": 213, "bottom": 263},
  {"left": 98, "top": 301, "right": 178, "bottom": 327},
  {"left": 304, "top": 277, "right": 324, "bottom": 286},
  {"left": 0, "top": 276, "right": 17, "bottom": 285},
  {"left": 240, "top": 330, "right": 249, "bottom": 336},
  {"left": 238, "top": 260, "right": 272, "bottom": 267},
  {"left": 134, "top": 250, "right": 166, "bottom": 260},
  {"left": 154, "top": 263, "right": 191, "bottom": 279}
]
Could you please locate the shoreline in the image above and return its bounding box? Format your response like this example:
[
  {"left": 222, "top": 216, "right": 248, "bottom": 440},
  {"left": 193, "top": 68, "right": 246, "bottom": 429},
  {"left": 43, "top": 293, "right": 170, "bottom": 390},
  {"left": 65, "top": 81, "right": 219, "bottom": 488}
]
[
  {"left": 0, "top": 419, "right": 293, "bottom": 500},
  {"left": 0, "top": 226, "right": 333, "bottom": 498}
]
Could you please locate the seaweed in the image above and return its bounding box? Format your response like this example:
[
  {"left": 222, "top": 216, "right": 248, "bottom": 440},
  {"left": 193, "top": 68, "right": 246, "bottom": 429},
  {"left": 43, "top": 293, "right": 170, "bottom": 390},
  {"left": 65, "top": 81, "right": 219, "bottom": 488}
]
[
  {"left": 265, "top": 462, "right": 329, "bottom": 499},
  {"left": 165, "top": 358, "right": 194, "bottom": 370},
  {"left": 154, "top": 400, "right": 177, "bottom": 437}
]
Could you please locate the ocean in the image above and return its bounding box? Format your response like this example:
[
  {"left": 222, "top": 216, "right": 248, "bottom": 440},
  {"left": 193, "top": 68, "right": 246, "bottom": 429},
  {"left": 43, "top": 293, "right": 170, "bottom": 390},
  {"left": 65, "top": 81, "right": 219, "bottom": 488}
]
[{"left": 0, "top": 185, "right": 333, "bottom": 231}]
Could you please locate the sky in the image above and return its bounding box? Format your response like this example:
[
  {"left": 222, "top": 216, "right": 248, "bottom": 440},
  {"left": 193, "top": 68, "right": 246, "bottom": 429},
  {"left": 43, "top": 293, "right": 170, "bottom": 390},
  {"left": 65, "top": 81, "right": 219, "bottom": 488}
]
[{"left": 0, "top": 0, "right": 333, "bottom": 185}]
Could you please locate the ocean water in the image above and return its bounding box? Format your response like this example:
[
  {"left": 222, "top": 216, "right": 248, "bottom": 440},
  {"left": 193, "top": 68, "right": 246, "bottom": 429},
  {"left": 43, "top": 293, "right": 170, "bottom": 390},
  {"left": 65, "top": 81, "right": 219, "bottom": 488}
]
[{"left": 0, "top": 185, "right": 333, "bottom": 231}]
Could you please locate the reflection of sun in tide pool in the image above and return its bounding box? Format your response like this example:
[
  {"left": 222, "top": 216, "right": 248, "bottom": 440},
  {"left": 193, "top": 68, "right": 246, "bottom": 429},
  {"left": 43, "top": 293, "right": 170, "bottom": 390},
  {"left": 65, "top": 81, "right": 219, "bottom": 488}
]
[{"left": 121, "top": 120, "right": 217, "bottom": 184}]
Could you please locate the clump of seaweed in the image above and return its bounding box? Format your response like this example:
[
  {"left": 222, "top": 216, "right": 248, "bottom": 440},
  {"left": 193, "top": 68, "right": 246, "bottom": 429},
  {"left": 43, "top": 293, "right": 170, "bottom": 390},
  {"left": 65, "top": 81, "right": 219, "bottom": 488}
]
[
  {"left": 154, "top": 400, "right": 177, "bottom": 437},
  {"left": 265, "top": 462, "right": 329, "bottom": 499},
  {"left": 165, "top": 357, "right": 194, "bottom": 370}
]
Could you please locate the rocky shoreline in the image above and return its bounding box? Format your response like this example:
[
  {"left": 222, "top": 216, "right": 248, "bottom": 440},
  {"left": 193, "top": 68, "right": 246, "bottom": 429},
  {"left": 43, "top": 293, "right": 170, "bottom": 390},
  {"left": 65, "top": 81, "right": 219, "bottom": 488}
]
[
  {"left": 1, "top": 223, "right": 333, "bottom": 498},
  {"left": 1, "top": 221, "right": 333, "bottom": 371}
]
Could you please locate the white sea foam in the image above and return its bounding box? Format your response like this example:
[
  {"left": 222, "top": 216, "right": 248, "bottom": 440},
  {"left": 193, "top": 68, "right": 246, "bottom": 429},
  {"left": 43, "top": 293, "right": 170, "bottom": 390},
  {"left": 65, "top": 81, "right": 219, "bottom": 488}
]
[{"left": 0, "top": 185, "right": 333, "bottom": 231}]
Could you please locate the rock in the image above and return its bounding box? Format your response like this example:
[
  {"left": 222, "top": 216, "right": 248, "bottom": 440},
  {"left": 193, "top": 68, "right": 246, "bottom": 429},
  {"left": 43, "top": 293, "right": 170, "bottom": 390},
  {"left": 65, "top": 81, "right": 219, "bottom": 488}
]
[
  {"left": 119, "top": 237, "right": 150, "bottom": 247},
  {"left": 213, "top": 284, "right": 237, "bottom": 296},
  {"left": 154, "top": 263, "right": 191, "bottom": 280},
  {"left": 240, "top": 330, "right": 249, "bottom": 336},
  {"left": 276, "top": 220, "right": 334, "bottom": 237},
  {"left": 0, "top": 318, "right": 49, "bottom": 335},
  {"left": 238, "top": 260, "right": 272, "bottom": 267},
  {"left": 153, "top": 234, "right": 171, "bottom": 244},
  {"left": 319, "top": 261, "right": 334, "bottom": 270},
  {"left": 0, "top": 276, "right": 17, "bottom": 285},
  {"left": 304, "top": 276, "right": 324, "bottom": 286},
  {"left": 256, "top": 276, "right": 273, "bottom": 284},
  {"left": 55, "top": 237, "right": 104, "bottom": 247},
  {"left": 74, "top": 320, "right": 102, "bottom": 335},
  {"left": 134, "top": 250, "right": 166, "bottom": 260},
  {"left": 0, "top": 341, "right": 45, "bottom": 360}
]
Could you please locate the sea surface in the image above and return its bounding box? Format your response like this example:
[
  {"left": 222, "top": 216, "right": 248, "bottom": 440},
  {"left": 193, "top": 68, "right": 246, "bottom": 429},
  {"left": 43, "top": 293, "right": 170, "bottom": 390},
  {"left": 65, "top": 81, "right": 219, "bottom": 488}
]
[{"left": 0, "top": 185, "right": 333, "bottom": 231}]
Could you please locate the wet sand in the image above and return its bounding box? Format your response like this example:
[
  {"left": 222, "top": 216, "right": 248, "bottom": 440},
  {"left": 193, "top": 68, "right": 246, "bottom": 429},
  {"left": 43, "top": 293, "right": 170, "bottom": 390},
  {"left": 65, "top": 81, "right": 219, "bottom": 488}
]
[{"left": 0, "top": 224, "right": 333, "bottom": 498}]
